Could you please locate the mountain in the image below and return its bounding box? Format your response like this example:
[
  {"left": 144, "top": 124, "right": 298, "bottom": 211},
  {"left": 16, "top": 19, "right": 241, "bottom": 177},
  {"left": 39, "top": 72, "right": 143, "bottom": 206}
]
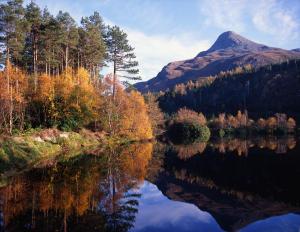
[{"left": 135, "top": 31, "right": 300, "bottom": 92}]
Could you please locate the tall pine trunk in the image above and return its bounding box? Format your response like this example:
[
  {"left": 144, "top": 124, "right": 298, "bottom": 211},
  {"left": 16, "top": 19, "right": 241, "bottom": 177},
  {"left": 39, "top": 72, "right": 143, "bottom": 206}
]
[
  {"left": 65, "top": 45, "right": 69, "bottom": 70},
  {"left": 33, "top": 36, "right": 38, "bottom": 92},
  {"left": 112, "top": 60, "right": 116, "bottom": 101},
  {"left": 6, "top": 48, "right": 13, "bottom": 135}
]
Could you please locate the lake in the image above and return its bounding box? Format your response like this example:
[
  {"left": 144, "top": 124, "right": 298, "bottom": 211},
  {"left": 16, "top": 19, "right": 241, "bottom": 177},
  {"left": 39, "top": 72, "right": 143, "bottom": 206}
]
[{"left": 0, "top": 136, "right": 300, "bottom": 232}]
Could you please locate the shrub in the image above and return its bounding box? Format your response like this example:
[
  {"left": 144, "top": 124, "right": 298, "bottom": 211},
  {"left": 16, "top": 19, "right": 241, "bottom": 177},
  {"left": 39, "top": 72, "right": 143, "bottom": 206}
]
[
  {"left": 168, "top": 122, "right": 210, "bottom": 144},
  {"left": 175, "top": 108, "right": 207, "bottom": 125},
  {"left": 219, "top": 129, "right": 225, "bottom": 138}
]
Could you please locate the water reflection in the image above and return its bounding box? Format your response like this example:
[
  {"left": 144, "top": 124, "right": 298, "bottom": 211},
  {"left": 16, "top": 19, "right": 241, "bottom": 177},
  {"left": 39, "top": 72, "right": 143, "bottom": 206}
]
[
  {"left": 210, "top": 136, "right": 297, "bottom": 156},
  {"left": 130, "top": 181, "right": 224, "bottom": 232},
  {"left": 0, "top": 137, "right": 300, "bottom": 232},
  {"left": 173, "top": 142, "right": 207, "bottom": 160},
  {"left": 171, "top": 136, "right": 297, "bottom": 160},
  {"left": 154, "top": 136, "right": 300, "bottom": 231},
  {"left": 0, "top": 142, "right": 153, "bottom": 232},
  {"left": 240, "top": 214, "right": 300, "bottom": 232}
]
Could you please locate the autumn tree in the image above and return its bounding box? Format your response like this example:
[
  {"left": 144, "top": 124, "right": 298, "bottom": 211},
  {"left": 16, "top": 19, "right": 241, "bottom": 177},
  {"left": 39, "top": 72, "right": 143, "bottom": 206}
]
[
  {"left": 0, "top": 63, "right": 27, "bottom": 133},
  {"left": 175, "top": 107, "right": 207, "bottom": 126},
  {"left": 144, "top": 92, "right": 165, "bottom": 135},
  {"left": 216, "top": 113, "right": 226, "bottom": 129},
  {"left": 120, "top": 91, "right": 153, "bottom": 140},
  {"left": 100, "top": 75, "right": 152, "bottom": 140}
]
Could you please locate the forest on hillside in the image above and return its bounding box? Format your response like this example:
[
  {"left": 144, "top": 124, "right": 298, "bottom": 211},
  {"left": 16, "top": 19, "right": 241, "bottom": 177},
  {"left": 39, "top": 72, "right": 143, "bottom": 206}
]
[{"left": 158, "top": 60, "right": 300, "bottom": 119}]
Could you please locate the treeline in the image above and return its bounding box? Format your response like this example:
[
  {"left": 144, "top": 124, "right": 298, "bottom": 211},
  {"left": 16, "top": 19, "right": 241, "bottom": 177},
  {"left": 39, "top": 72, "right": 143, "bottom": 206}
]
[
  {"left": 0, "top": 0, "right": 152, "bottom": 140},
  {"left": 0, "top": 65, "right": 152, "bottom": 140},
  {"left": 0, "top": 0, "right": 139, "bottom": 78},
  {"left": 1, "top": 1, "right": 104, "bottom": 76},
  {"left": 158, "top": 60, "right": 300, "bottom": 118},
  {"left": 166, "top": 108, "right": 297, "bottom": 143},
  {"left": 209, "top": 110, "right": 296, "bottom": 137},
  {"left": 172, "top": 136, "right": 297, "bottom": 160}
]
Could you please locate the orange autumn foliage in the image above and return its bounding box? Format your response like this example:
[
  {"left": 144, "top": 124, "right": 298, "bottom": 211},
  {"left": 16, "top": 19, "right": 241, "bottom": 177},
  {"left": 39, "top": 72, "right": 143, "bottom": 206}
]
[
  {"left": 175, "top": 107, "right": 207, "bottom": 125},
  {"left": 1, "top": 64, "right": 152, "bottom": 141},
  {"left": 100, "top": 75, "right": 153, "bottom": 140}
]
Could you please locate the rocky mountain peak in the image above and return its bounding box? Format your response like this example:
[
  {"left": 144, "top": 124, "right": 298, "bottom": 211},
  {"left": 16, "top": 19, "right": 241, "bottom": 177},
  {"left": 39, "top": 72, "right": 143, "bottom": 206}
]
[{"left": 200, "top": 31, "right": 267, "bottom": 55}]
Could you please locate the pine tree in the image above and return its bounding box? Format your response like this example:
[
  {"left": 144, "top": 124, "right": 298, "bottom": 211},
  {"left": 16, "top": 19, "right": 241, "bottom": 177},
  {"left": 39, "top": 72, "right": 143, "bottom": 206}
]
[
  {"left": 0, "top": 0, "right": 26, "bottom": 66},
  {"left": 56, "top": 11, "right": 78, "bottom": 70},
  {"left": 24, "top": 1, "right": 42, "bottom": 90},
  {"left": 105, "top": 25, "right": 140, "bottom": 99},
  {"left": 40, "top": 9, "right": 61, "bottom": 75},
  {"left": 79, "top": 11, "right": 106, "bottom": 77}
]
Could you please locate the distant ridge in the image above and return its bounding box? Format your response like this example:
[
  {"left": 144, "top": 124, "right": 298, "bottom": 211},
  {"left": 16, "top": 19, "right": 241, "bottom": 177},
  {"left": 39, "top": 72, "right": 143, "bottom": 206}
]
[{"left": 135, "top": 31, "right": 300, "bottom": 92}]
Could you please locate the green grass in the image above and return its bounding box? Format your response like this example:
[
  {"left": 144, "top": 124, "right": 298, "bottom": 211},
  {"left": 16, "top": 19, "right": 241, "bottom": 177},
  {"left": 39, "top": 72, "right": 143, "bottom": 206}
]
[{"left": 0, "top": 130, "right": 102, "bottom": 175}]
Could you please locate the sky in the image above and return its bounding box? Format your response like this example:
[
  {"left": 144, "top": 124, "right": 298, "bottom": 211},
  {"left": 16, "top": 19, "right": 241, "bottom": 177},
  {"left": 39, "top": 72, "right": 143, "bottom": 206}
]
[{"left": 24, "top": 0, "right": 300, "bottom": 81}]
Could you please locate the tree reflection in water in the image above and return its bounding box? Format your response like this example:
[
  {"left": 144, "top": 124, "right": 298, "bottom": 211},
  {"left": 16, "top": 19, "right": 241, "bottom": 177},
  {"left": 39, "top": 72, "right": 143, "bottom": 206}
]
[
  {"left": 171, "top": 136, "right": 297, "bottom": 160},
  {"left": 0, "top": 142, "right": 153, "bottom": 232},
  {"left": 0, "top": 137, "right": 299, "bottom": 232}
]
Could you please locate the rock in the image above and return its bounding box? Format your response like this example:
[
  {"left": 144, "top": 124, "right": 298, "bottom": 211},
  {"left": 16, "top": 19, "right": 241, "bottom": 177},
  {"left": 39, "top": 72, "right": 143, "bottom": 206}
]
[
  {"left": 33, "top": 136, "right": 44, "bottom": 142},
  {"left": 59, "top": 132, "right": 69, "bottom": 138}
]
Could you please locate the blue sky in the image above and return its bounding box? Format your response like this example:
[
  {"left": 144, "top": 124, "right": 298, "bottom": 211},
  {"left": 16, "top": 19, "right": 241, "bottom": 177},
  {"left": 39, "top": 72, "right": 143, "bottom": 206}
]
[{"left": 24, "top": 0, "right": 300, "bottom": 81}]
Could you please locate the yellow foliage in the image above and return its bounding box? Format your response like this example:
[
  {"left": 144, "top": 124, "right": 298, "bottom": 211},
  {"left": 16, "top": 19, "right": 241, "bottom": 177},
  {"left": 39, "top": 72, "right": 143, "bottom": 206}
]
[
  {"left": 0, "top": 63, "right": 28, "bottom": 132},
  {"left": 36, "top": 74, "right": 55, "bottom": 102},
  {"left": 101, "top": 75, "right": 153, "bottom": 140},
  {"left": 120, "top": 91, "right": 153, "bottom": 140}
]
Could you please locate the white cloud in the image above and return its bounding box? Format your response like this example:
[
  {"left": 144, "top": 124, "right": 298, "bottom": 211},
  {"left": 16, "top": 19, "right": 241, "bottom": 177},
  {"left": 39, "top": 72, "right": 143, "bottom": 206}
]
[
  {"left": 199, "top": 0, "right": 300, "bottom": 44},
  {"left": 200, "top": 0, "right": 248, "bottom": 32},
  {"left": 252, "top": 0, "right": 299, "bottom": 42},
  {"left": 126, "top": 29, "right": 210, "bottom": 81},
  {"left": 104, "top": 26, "right": 210, "bottom": 81}
]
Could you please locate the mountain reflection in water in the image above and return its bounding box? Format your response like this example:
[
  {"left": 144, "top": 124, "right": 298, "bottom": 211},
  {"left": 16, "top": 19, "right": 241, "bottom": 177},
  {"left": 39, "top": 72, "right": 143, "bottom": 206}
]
[{"left": 0, "top": 136, "right": 300, "bottom": 232}]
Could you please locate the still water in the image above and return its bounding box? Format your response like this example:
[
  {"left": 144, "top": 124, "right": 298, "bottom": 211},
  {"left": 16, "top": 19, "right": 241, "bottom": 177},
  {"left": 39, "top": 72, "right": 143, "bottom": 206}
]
[{"left": 0, "top": 136, "right": 300, "bottom": 232}]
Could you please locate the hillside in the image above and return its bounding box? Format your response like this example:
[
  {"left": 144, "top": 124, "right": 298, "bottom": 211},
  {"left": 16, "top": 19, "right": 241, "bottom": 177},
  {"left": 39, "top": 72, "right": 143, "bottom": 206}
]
[
  {"left": 135, "top": 31, "right": 300, "bottom": 92},
  {"left": 158, "top": 59, "right": 300, "bottom": 116}
]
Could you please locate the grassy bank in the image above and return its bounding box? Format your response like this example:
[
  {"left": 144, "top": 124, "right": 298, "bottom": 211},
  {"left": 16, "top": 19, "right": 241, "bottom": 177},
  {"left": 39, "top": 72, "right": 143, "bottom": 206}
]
[{"left": 0, "top": 129, "right": 103, "bottom": 175}]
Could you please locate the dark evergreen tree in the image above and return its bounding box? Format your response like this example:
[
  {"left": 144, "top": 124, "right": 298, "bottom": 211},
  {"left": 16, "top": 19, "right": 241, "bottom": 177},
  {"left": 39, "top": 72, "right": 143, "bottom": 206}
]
[
  {"left": 24, "top": 1, "right": 42, "bottom": 90},
  {"left": 105, "top": 25, "right": 140, "bottom": 98},
  {"left": 56, "top": 11, "right": 78, "bottom": 70},
  {"left": 79, "top": 11, "right": 106, "bottom": 78},
  {"left": 0, "top": 0, "right": 26, "bottom": 66}
]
